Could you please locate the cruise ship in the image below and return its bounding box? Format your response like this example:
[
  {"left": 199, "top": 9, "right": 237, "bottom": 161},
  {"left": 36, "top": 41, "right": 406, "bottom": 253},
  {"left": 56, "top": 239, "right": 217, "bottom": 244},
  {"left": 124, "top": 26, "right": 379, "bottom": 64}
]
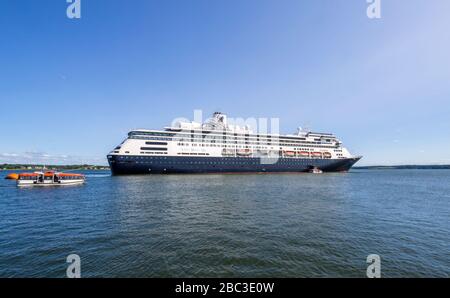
[{"left": 107, "top": 112, "right": 361, "bottom": 175}]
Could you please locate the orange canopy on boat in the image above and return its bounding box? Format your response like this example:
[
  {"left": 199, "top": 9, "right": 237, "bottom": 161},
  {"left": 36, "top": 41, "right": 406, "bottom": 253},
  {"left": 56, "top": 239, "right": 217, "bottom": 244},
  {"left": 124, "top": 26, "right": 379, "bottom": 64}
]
[
  {"left": 18, "top": 173, "right": 39, "bottom": 177},
  {"left": 58, "top": 173, "right": 84, "bottom": 177}
]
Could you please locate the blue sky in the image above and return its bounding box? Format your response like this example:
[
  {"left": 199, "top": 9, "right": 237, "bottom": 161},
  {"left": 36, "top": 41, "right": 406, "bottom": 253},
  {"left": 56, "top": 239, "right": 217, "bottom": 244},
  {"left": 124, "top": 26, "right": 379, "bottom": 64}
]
[{"left": 1, "top": 0, "right": 449, "bottom": 166}]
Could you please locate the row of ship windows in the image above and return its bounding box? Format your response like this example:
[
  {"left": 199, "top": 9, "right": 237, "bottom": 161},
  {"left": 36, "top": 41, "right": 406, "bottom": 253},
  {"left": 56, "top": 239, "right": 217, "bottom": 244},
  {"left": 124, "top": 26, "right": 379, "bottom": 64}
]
[
  {"left": 120, "top": 156, "right": 332, "bottom": 162},
  {"left": 134, "top": 154, "right": 331, "bottom": 159},
  {"left": 140, "top": 152, "right": 168, "bottom": 155},
  {"left": 130, "top": 131, "right": 334, "bottom": 141},
  {"left": 141, "top": 147, "right": 167, "bottom": 151},
  {"left": 176, "top": 143, "right": 336, "bottom": 149},
  {"left": 176, "top": 140, "right": 332, "bottom": 146},
  {"left": 130, "top": 136, "right": 337, "bottom": 146},
  {"left": 19, "top": 176, "right": 82, "bottom": 181},
  {"left": 177, "top": 144, "right": 332, "bottom": 153},
  {"left": 145, "top": 141, "right": 168, "bottom": 146},
  {"left": 132, "top": 160, "right": 326, "bottom": 165}
]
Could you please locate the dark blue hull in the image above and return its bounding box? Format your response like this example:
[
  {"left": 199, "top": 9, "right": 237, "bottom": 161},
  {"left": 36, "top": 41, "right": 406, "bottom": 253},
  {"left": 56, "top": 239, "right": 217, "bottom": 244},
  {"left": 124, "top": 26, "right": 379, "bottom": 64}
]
[{"left": 107, "top": 155, "right": 361, "bottom": 175}]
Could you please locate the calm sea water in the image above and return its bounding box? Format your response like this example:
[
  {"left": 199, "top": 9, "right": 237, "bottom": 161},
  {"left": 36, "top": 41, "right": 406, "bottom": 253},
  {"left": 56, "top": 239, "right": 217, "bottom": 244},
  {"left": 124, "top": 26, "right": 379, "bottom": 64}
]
[{"left": 0, "top": 169, "right": 448, "bottom": 277}]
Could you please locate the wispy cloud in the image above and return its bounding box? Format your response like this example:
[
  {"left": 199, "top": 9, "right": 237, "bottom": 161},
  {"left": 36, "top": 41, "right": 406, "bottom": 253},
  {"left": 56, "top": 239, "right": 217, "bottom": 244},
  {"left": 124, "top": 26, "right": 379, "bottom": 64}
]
[{"left": 0, "top": 151, "right": 106, "bottom": 165}]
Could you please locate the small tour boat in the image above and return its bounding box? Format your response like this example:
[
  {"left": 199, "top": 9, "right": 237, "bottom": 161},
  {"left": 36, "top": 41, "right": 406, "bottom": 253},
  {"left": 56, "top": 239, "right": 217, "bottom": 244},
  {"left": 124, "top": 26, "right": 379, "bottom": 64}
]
[
  {"left": 16, "top": 171, "right": 85, "bottom": 187},
  {"left": 309, "top": 167, "right": 323, "bottom": 174}
]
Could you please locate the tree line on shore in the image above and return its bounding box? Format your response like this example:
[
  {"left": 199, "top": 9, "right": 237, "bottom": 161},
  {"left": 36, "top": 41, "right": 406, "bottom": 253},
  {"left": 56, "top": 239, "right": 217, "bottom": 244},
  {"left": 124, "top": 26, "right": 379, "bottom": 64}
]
[
  {"left": 0, "top": 164, "right": 109, "bottom": 170},
  {"left": 355, "top": 165, "right": 450, "bottom": 170}
]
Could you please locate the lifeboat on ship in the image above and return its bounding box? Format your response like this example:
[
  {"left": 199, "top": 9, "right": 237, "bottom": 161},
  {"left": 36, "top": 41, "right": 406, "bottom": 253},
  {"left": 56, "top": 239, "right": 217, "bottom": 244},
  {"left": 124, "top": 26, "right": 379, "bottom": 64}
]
[
  {"left": 298, "top": 151, "right": 310, "bottom": 158},
  {"left": 283, "top": 151, "right": 296, "bottom": 157},
  {"left": 236, "top": 149, "right": 252, "bottom": 156},
  {"left": 16, "top": 171, "right": 85, "bottom": 187},
  {"left": 221, "top": 149, "right": 235, "bottom": 156},
  {"left": 257, "top": 149, "right": 269, "bottom": 155},
  {"left": 310, "top": 152, "right": 323, "bottom": 158},
  {"left": 323, "top": 152, "right": 332, "bottom": 159}
]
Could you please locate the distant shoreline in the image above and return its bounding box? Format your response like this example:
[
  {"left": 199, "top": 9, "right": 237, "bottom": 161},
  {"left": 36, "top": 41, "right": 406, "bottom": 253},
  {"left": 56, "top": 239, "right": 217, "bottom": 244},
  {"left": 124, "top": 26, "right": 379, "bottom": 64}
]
[
  {"left": 0, "top": 164, "right": 109, "bottom": 171},
  {"left": 355, "top": 165, "right": 450, "bottom": 170}
]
